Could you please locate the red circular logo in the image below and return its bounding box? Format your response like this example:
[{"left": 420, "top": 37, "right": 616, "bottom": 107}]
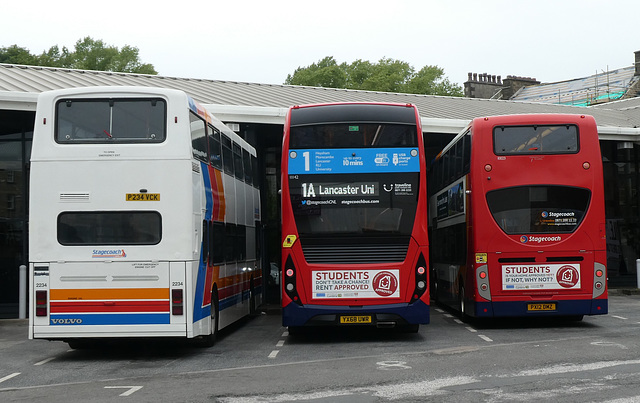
[
  {"left": 372, "top": 271, "right": 398, "bottom": 297},
  {"left": 556, "top": 265, "right": 580, "bottom": 288}
]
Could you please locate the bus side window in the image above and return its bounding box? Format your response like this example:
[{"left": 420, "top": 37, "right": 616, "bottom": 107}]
[
  {"left": 208, "top": 125, "right": 222, "bottom": 170},
  {"left": 221, "top": 134, "right": 234, "bottom": 176},
  {"left": 243, "top": 149, "right": 252, "bottom": 185},
  {"left": 190, "top": 112, "right": 207, "bottom": 162},
  {"left": 225, "top": 223, "right": 236, "bottom": 262},
  {"left": 252, "top": 155, "right": 259, "bottom": 188},
  {"left": 237, "top": 225, "right": 246, "bottom": 261},
  {"left": 233, "top": 142, "right": 244, "bottom": 181},
  {"left": 210, "top": 221, "right": 225, "bottom": 264},
  {"left": 462, "top": 132, "right": 471, "bottom": 174}
]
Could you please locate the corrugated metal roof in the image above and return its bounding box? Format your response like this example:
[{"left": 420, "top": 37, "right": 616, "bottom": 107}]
[{"left": 1, "top": 63, "right": 639, "bottom": 130}]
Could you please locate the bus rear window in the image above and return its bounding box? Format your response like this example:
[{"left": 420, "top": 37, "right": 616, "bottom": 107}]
[
  {"left": 486, "top": 185, "right": 590, "bottom": 234},
  {"left": 493, "top": 124, "right": 578, "bottom": 155},
  {"left": 290, "top": 123, "right": 417, "bottom": 148},
  {"left": 58, "top": 211, "right": 162, "bottom": 245},
  {"left": 56, "top": 98, "right": 166, "bottom": 143}
]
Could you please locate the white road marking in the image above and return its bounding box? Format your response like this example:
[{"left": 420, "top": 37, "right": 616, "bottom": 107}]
[
  {"left": 612, "top": 315, "right": 628, "bottom": 320},
  {"left": 282, "top": 331, "right": 289, "bottom": 337},
  {"left": 478, "top": 335, "right": 493, "bottom": 342},
  {"left": 0, "top": 373, "right": 20, "bottom": 383},
  {"left": 514, "top": 359, "right": 640, "bottom": 377},
  {"left": 453, "top": 319, "right": 463, "bottom": 325},
  {"left": 268, "top": 350, "right": 279, "bottom": 359},
  {"left": 276, "top": 340, "right": 285, "bottom": 347},
  {"left": 466, "top": 327, "right": 478, "bottom": 333},
  {"left": 34, "top": 357, "right": 56, "bottom": 366},
  {"left": 104, "top": 386, "right": 143, "bottom": 397}
]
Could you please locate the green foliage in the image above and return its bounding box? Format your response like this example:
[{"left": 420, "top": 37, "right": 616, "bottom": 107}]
[
  {"left": 0, "top": 37, "right": 157, "bottom": 74},
  {"left": 285, "top": 56, "right": 463, "bottom": 96}
]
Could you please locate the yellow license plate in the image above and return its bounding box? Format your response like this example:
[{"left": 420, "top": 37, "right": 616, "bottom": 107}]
[
  {"left": 340, "top": 315, "right": 372, "bottom": 324},
  {"left": 527, "top": 303, "right": 556, "bottom": 311},
  {"left": 126, "top": 193, "right": 160, "bottom": 201}
]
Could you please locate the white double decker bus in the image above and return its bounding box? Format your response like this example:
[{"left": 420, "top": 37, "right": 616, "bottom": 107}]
[{"left": 28, "top": 86, "right": 261, "bottom": 347}]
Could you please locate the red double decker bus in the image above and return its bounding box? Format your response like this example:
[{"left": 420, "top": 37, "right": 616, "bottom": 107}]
[
  {"left": 281, "top": 103, "right": 430, "bottom": 332},
  {"left": 428, "top": 114, "right": 607, "bottom": 320}
]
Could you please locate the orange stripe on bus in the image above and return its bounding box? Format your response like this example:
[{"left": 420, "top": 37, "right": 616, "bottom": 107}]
[{"left": 50, "top": 288, "right": 169, "bottom": 301}]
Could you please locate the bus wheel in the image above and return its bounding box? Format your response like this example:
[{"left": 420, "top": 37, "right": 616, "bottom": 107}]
[
  {"left": 459, "top": 284, "right": 469, "bottom": 322},
  {"left": 199, "top": 291, "right": 219, "bottom": 347}
]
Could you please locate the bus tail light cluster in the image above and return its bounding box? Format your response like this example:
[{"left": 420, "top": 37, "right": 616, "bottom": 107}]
[
  {"left": 284, "top": 256, "right": 302, "bottom": 306},
  {"left": 476, "top": 264, "right": 491, "bottom": 301},
  {"left": 593, "top": 262, "right": 606, "bottom": 298},
  {"left": 409, "top": 255, "right": 428, "bottom": 304},
  {"left": 35, "top": 290, "right": 48, "bottom": 317},
  {"left": 172, "top": 289, "right": 184, "bottom": 315}
]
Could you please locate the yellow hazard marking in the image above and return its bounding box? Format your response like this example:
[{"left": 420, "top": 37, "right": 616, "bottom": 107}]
[
  {"left": 475, "top": 253, "right": 487, "bottom": 264},
  {"left": 283, "top": 235, "right": 297, "bottom": 248}
]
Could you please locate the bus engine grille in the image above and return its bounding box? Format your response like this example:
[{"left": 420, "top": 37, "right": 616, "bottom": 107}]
[{"left": 302, "top": 244, "right": 409, "bottom": 264}]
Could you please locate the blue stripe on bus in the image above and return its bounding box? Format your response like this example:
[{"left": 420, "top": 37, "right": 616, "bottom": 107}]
[
  {"left": 282, "top": 300, "right": 430, "bottom": 327},
  {"left": 288, "top": 148, "right": 420, "bottom": 174},
  {"left": 193, "top": 161, "right": 213, "bottom": 324},
  {"left": 50, "top": 313, "right": 170, "bottom": 326},
  {"left": 475, "top": 299, "right": 608, "bottom": 317}
]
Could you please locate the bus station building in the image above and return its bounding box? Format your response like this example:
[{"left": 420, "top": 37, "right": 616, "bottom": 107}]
[{"left": 1, "top": 61, "right": 640, "bottom": 317}]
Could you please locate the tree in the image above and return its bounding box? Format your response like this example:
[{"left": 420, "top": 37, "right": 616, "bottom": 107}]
[
  {"left": 285, "top": 56, "right": 463, "bottom": 97},
  {"left": 0, "top": 37, "right": 157, "bottom": 74}
]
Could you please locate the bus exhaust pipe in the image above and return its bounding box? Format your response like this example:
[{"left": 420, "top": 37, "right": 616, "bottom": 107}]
[{"left": 376, "top": 321, "right": 397, "bottom": 329}]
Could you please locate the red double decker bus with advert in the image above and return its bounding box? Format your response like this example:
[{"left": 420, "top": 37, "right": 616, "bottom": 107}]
[
  {"left": 428, "top": 114, "right": 607, "bottom": 320},
  {"left": 281, "top": 103, "right": 430, "bottom": 332}
]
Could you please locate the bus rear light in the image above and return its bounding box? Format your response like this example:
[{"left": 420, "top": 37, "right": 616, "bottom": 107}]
[
  {"left": 284, "top": 256, "right": 302, "bottom": 306},
  {"left": 409, "top": 255, "right": 428, "bottom": 304},
  {"left": 481, "top": 284, "right": 488, "bottom": 291},
  {"left": 479, "top": 271, "right": 487, "bottom": 279},
  {"left": 484, "top": 164, "right": 492, "bottom": 172},
  {"left": 596, "top": 269, "right": 603, "bottom": 277},
  {"left": 595, "top": 282, "right": 603, "bottom": 290},
  {"left": 172, "top": 289, "right": 184, "bottom": 315},
  {"left": 583, "top": 162, "right": 591, "bottom": 170},
  {"left": 35, "top": 290, "right": 48, "bottom": 317}
]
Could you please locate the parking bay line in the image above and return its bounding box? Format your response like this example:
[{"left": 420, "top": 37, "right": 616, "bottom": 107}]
[
  {"left": 0, "top": 373, "right": 21, "bottom": 383},
  {"left": 34, "top": 357, "right": 56, "bottom": 366}
]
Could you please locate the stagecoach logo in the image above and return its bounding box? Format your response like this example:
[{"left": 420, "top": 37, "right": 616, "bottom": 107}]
[
  {"left": 51, "top": 318, "right": 83, "bottom": 325},
  {"left": 92, "top": 249, "right": 127, "bottom": 258},
  {"left": 541, "top": 211, "right": 549, "bottom": 218},
  {"left": 556, "top": 265, "right": 580, "bottom": 288},
  {"left": 372, "top": 271, "right": 398, "bottom": 297},
  {"left": 520, "top": 235, "right": 562, "bottom": 244}
]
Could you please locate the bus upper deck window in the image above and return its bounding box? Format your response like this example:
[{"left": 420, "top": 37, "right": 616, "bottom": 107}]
[{"left": 55, "top": 98, "right": 166, "bottom": 143}]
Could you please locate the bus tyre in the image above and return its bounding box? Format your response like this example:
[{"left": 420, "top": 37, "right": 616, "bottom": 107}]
[
  {"left": 459, "top": 284, "right": 470, "bottom": 323},
  {"left": 199, "top": 292, "right": 219, "bottom": 347}
]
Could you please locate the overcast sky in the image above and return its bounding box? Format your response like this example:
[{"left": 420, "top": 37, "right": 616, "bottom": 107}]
[{"left": 3, "top": 0, "right": 638, "bottom": 87}]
